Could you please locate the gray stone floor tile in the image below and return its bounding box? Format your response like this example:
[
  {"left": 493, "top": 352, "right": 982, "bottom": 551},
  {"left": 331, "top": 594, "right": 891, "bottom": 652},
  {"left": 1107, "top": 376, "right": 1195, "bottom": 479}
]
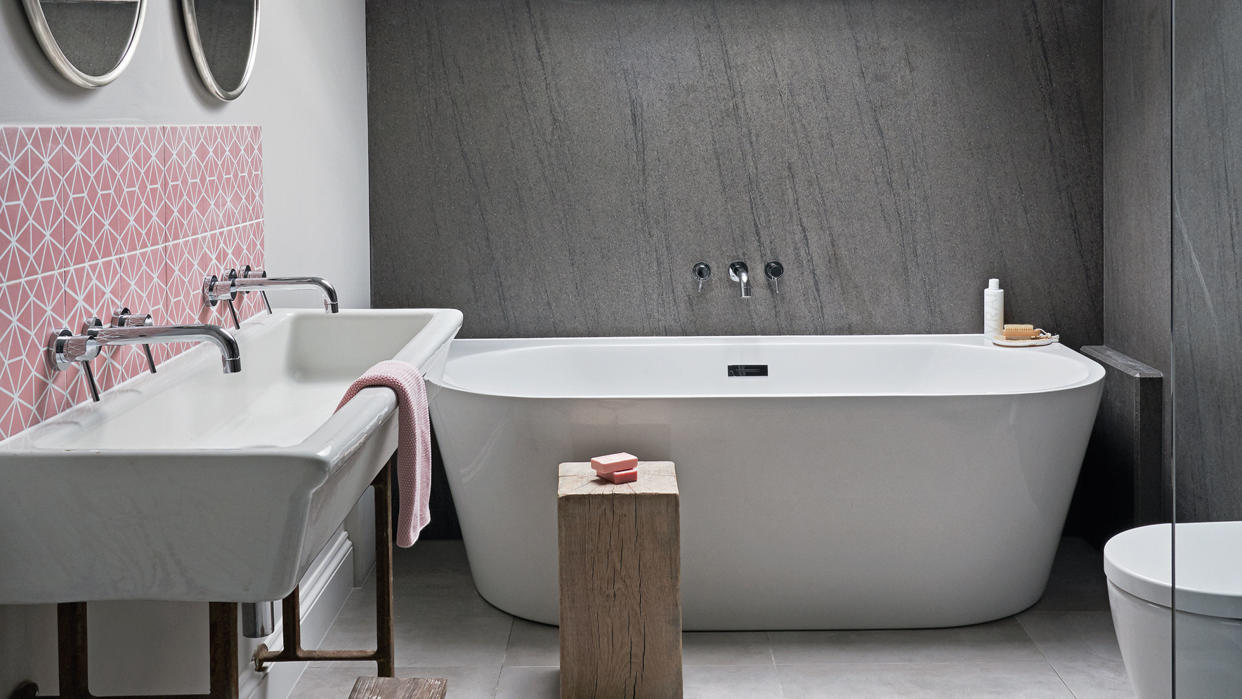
[
  {"left": 769, "top": 619, "right": 1045, "bottom": 665},
  {"left": 1031, "top": 538, "right": 1111, "bottom": 612},
  {"left": 294, "top": 538, "right": 1130, "bottom": 699},
  {"left": 494, "top": 666, "right": 558, "bottom": 699},
  {"left": 776, "top": 661, "right": 1074, "bottom": 698},
  {"left": 683, "top": 631, "right": 774, "bottom": 666},
  {"left": 504, "top": 619, "right": 559, "bottom": 667},
  {"left": 1018, "top": 611, "right": 1136, "bottom": 698},
  {"left": 684, "top": 665, "right": 783, "bottom": 698}
]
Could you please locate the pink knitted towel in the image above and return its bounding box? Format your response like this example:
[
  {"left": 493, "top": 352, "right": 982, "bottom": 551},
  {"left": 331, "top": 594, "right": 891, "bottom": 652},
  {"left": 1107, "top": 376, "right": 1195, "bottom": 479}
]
[{"left": 337, "top": 360, "right": 432, "bottom": 548}]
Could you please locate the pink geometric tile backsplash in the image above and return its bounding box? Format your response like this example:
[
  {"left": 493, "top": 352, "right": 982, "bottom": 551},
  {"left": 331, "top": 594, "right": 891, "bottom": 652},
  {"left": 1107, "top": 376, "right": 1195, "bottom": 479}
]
[{"left": 0, "top": 125, "right": 264, "bottom": 440}]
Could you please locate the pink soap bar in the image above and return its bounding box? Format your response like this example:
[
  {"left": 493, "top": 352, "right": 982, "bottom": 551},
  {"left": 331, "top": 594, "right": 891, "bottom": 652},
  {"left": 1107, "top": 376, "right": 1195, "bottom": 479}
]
[
  {"left": 602, "top": 467, "right": 638, "bottom": 484},
  {"left": 590, "top": 452, "right": 638, "bottom": 474}
]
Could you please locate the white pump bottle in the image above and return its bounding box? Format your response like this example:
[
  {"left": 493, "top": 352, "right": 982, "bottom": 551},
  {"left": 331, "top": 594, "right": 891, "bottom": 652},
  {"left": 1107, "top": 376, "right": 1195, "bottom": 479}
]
[{"left": 983, "top": 278, "right": 1004, "bottom": 338}]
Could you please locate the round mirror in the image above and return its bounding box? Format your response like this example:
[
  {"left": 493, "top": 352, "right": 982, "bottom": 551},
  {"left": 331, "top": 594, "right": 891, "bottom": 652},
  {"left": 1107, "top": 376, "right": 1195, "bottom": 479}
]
[
  {"left": 22, "top": 0, "right": 148, "bottom": 88},
  {"left": 182, "top": 0, "right": 260, "bottom": 102}
]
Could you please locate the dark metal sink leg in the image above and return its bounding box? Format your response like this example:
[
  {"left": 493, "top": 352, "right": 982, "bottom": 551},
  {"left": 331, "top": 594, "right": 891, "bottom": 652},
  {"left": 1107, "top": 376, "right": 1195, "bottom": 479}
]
[
  {"left": 375, "top": 455, "right": 396, "bottom": 677},
  {"left": 11, "top": 601, "right": 238, "bottom": 699},
  {"left": 252, "top": 457, "right": 397, "bottom": 676}
]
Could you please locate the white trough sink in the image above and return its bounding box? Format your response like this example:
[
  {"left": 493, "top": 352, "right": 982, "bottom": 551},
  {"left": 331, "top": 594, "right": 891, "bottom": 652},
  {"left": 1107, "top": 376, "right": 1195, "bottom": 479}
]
[{"left": 0, "top": 308, "right": 462, "bottom": 604}]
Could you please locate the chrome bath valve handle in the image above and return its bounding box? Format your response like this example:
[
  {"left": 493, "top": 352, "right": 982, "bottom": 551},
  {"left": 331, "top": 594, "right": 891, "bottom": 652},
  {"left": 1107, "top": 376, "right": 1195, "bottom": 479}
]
[
  {"left": 111, "top": 307, "right": 157, "bottom": 373},
  {"left": 692, "top": 262, "right": 712, "bottom": 293},
  {"left": 764, "top": 260, "right": 785, "bottom": 295}
]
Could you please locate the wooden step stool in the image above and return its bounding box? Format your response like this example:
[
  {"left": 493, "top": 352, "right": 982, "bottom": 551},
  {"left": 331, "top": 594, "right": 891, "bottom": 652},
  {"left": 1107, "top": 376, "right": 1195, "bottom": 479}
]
[
  {"left": 347, "top": 677, "right": 447, "bottom": 699},
  {"left": 557, "top": 461, "right": 682, "bottom": 698}
]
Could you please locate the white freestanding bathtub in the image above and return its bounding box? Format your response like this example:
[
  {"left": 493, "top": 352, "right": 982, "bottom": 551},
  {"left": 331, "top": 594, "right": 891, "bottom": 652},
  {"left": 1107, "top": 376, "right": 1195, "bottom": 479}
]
[{"left": 428, "top": 334, "right": 1104, "bottom": 630}]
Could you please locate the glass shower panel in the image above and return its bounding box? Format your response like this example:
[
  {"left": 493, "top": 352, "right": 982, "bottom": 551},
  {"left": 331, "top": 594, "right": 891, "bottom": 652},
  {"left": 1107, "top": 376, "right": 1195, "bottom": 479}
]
[{"left": 1172, "top": 0, "right": 1242, "bottom": 696}]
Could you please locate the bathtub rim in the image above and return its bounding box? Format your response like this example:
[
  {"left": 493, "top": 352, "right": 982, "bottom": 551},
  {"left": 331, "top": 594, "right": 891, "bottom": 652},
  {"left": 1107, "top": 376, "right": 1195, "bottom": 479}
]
[{"left": 430, "top": 332, "right": 1105, "bottom": 400}]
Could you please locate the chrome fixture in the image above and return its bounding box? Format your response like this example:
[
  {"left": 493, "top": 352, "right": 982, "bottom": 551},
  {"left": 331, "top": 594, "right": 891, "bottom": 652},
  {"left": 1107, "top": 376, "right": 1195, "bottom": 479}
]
[
  {"left": 728, "top": 261, "right": 751, "bottom": 298},
  {"left": 204, "top": 269, "right": 339, "bottom": 329},
  {"left": 692, "top": 262, "right": 712, "bottom": 293},
  {"left": 56, "top": 317, "right": 104, "bottom": 402},
  {"left": 241, "top": 265, "right": 274, "bottom": 314},
  {"left": 110, "top": 307, "right": 157, "bottom": 373},
  {"left": 48, "top": 319, "right": 242, "bottom": 401},
  {"left": 764, "top": 260, "right": 785, "bottom": 294}
]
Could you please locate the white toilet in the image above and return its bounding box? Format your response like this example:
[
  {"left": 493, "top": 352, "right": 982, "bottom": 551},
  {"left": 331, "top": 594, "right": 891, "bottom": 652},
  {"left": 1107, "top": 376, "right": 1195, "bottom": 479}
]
[{"left": 1104, "top": 521, "right": 1242, "bottom": 699}]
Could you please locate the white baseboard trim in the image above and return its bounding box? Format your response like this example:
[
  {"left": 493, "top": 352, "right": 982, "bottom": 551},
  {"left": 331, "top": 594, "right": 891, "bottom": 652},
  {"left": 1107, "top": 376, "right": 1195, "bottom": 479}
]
[{"left": 239, "top": 531, "right": 358, "bottom": 699}]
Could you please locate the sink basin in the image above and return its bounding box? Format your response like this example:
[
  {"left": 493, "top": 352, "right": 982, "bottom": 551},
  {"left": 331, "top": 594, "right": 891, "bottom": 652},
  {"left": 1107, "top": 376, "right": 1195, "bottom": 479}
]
[{"left": 0, "top": 308, "right": 462, "bottom": 604}]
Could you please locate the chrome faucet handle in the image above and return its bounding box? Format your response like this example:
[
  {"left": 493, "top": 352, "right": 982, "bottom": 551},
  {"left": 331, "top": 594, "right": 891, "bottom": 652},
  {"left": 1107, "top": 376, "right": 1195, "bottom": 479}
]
[
  {"left": 47, "top": 321, "right": 103, "bottom": 402},
  {"left": 80, "top": 316, "right": 103, "bottom": 336},
  {"left": 764, "top": 260, "right": 784, "bottom": 295},
  {"left": 79, "top": 317, "right": 104, "bottom": 401},
  {"left": 203, "top": 272, "right": 242, "bottom": 330},
  {"left": 223, "top": 269, "right": 242, "bottom": 329},
  {"left": 48, "top": 324, "right": 100, "bottom": 369},
  {"left": 110, "top": 307, "right": 157, "bottom": 374},
  {"left": 203, "top": 273, "right": 232, "bottom": 304},
  {"left": 109, "top": 307, "right": 151, "bottom": 328},
  {"left": 692, "top": 262, "right": 712, "bottom": 293},
  {"left": 728, "top": 261, "right": 751, "bottom": 298},
  {"left": 241, "top": 264, "right": 273, "bottom": 314}
]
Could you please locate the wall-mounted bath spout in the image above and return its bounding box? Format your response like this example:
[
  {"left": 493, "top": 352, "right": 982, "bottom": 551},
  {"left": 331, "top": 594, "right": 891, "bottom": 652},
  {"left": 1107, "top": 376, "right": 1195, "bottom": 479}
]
[{"left": 728, "top": 261, "right": 751, "bottom": 298}]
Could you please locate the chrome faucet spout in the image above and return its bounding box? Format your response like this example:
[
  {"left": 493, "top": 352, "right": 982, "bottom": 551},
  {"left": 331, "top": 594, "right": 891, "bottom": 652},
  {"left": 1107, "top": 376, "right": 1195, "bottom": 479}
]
[
  {"left": 226, "top": 275, "right": 340, "bottom": 313},
  {"left": 94, "top": 324, "right": 242, "bottom": 373}
]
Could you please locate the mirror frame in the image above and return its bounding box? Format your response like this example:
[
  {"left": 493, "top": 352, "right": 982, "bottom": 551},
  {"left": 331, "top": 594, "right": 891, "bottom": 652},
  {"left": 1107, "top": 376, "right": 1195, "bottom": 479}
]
[
  {"left": 21, "top": 0, "right": 148, "bottom": 88},
  {"left": 181, "top": 0, "right": 260, "bottom": 102}
]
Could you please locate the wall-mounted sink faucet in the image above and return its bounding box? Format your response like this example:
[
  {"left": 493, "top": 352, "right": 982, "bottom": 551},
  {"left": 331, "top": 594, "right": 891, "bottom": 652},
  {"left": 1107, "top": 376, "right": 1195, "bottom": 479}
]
[
  {"left": 728, "top": 261, "right": 751, "bottom": 298},
  {"left": 204, "top": 268, "right": 340, "bottom": 329},
  {"left": 48, "top": 319, "right": 242, "bottom": 402}
]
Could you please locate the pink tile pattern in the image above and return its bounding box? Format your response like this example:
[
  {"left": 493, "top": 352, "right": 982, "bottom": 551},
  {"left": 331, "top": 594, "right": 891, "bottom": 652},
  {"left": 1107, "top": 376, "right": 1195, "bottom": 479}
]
[{"left": 0, "top": 125, "right": 264, "bottom": 439}]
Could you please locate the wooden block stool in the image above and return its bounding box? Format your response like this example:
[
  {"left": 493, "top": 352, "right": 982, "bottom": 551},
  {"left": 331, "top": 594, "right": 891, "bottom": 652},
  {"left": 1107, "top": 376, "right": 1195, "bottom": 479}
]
[
  {"left": 348, "top": 677, "right": 447, "bottom": 699},
  {"left": 557, "top": 461, "right": 682, "bottom": 698}
]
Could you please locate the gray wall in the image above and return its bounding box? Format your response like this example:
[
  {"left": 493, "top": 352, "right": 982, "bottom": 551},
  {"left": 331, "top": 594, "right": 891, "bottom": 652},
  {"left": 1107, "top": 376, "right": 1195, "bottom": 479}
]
[
  {"left": 1173, "top": 0, "right": 1242, "bottom": 522},
  {"left": 368, "top": 0, "right": 1104, "bottom": 346},
  {"left": 1086, "top": 0, "right": 1171, "bottom": 537},
  {"left": 1099, "top": 0, "right": 1242, "bottom": 524},
  {"left": 1103, "top": 0, "right": 1171, "bottom": 374},
  {"left": 0, "top": 1, "right": 368, "bottom": 688}
]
